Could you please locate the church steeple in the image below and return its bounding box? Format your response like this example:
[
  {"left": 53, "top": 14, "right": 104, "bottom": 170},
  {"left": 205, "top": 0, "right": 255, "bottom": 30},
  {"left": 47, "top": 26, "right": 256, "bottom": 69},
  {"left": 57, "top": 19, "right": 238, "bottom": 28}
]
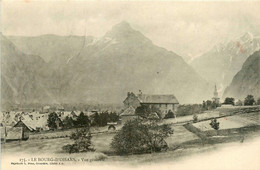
[
  {"left": 212, "top": 84, "right": 220, "bottom": 104},
  {"left": 214, "top": 84, "right": 218, "bottom": 98}
]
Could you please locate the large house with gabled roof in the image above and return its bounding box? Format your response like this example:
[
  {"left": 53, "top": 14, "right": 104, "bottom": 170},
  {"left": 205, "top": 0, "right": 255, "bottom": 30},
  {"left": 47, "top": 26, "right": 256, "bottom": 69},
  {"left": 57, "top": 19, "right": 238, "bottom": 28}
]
[{"left": 123, "top": 91, "right": 179, "bottom": 117}]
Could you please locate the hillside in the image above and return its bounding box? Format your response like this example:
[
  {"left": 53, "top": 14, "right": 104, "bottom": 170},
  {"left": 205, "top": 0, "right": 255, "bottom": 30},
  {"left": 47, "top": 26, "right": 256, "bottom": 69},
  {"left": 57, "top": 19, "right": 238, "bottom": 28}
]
[
  {"left": 8, "top": 34, "right": 94, "bottom": 65},
  {"left": 1, "top": 34, "right": 58, "bottom": 106},
  {"left": 223, "top": 50, "right": 260, "bottom": 100},
  {"left": 191, "top": 33, "right": 260, "bottom": 95},
  {"left": 3, "top": 22, "right": 213, "bottom": 106}
]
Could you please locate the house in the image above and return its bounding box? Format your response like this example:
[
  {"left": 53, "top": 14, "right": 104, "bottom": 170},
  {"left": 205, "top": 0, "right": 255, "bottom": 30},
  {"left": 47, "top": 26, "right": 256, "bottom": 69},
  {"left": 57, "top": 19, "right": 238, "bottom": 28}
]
[
  {"left": 120, "top": 106, "right": 138, "bottom": 122},
  {"left": 123, "top": 92, "right": 179, "bottom": 117},
  {"left": 42, "top": 105, "right": 51, "bottom": 113},
  {"left": 1, "top": 126, "right": 25, "bottom": 142},
  {"left": 14, "top": 119, "right": 35, "bottom": 132},
  {"left": 13, "top": 120, "right": 32, "bottom": 140}
]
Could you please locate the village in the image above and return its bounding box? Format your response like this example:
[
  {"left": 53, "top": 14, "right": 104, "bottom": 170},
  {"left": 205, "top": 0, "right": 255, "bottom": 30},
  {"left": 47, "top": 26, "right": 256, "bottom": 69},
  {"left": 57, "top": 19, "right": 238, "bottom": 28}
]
[{"left": 1, "top": 85, "right": 260, "bottom": 163}]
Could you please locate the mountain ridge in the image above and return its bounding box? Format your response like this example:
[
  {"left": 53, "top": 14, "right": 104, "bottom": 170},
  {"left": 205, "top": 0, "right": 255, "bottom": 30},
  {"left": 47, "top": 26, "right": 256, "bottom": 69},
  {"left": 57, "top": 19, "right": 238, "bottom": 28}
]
[{"left": 2, "top": 21, "right": 213, "bottom": 106}]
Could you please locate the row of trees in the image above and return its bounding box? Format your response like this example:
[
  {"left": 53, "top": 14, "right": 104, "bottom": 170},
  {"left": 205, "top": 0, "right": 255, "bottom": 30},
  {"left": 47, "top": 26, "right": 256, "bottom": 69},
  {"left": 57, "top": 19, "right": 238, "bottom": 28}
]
[
  {"left": 47, "top": 111, "right": 119, "bottom": 130},
  {"left": 224, "top": 95, "right": 259, "bottom": 106}
]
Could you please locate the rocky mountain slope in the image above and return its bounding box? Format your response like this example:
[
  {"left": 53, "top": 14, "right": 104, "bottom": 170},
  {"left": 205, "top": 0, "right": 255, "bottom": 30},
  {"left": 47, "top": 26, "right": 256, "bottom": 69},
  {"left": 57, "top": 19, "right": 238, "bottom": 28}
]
[
  {"left": 191, "top": 32, "right": 260, "bottom": 95},
  {"left": 223, "top": 50, "right": 260, "bottom": 100},
  {"left": 1, "top": 34, "right": 57, "bottom": 105},
  {"left": 2, "top": 22, "right": 213, "bottom": 106}
]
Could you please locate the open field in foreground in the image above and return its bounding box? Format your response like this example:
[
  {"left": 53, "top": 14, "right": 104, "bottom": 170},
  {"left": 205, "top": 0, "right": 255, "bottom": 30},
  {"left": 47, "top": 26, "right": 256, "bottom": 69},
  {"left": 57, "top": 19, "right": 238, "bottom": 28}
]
[{"left": 193, "top": 112, "right": 260, "bottom": 131}]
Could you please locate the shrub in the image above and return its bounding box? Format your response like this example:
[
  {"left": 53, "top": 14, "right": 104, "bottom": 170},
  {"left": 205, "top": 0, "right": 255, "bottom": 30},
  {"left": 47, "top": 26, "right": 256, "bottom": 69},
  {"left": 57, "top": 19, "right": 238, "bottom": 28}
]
[
  {"left": 62, "top": 128, "right": 95, "bottom": 153},
  {"left": 164, "top": 110, "right": 175, "bottom": 119},
  {"left": 177, "top": 104, "right": 203, "bottom": 117},
  {"left": 210, "top": 118, "right": 220, "bottom": 130},
  {"left": 193, "top": 114, "right": 198, "bottom": 123},
  {"left": 111, "top": 119, "right": 173, "bottom": 155},
  {"left": 135, "top": 105, "right": 162, "bottom": 119}
]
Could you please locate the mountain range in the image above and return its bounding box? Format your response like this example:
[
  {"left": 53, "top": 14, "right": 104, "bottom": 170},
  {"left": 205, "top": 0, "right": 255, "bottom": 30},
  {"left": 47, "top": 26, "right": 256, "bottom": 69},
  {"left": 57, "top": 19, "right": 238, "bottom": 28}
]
[
  {"left": 1, "top": 22, "right": 213, "bottom": 108},
  {"left": 191, "top": 32, "right": 260, "bottom": 95},
  {"left": 223, "top": 50, "right": 260, "bottom": 100}
]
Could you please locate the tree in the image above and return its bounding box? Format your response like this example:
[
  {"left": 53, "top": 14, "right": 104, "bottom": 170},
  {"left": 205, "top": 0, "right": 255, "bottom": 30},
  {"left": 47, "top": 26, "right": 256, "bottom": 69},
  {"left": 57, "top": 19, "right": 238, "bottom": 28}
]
[
  {"left": 206, "top": 100, "right": 213, "bottom": 110},
  {"left": 47, "top": 112, "right": 60, "bottom": 129},
  {"left": 202, "top": 101, "right": 206, "bottom": 109},
  {"left": 135, "top": 105, "right": 162, "bottom": 119},
  {"left": 63, "top": 116, "right": 74, "bottom": 129},
  {"left": 257, "top": 98, "right": 260, "bottom": 105},
  {"left": 223, "top": 97, "right": 235, "bottom": 105},
  {"left": 210, "top": 118, "right": 220, "bottom": 130},
  {"left": 244, "top": 95, "right": 255, "bottom": 106},
  {"left": 164, "top": 110, "right": 175, "bottom": 119},
  {"left": 108, "top": 112, "right": 119, "bottom": 122},
  {"left": 135, "top": 105, "right": 151, "bottom": 118},
  {"left": 99, "top": 112, "right": 109, "bottom": 126},
  {"left": 91, "top": 112, "right": 100, "bottom": 126},
  {"left": 62, "top": 128, "right": 95, "bottom": 153},
  {"left": 111, "top": 119, "right": 173, "bottom": 155},
  {"left": 75, "top": 112, "right": 90, "bottom": 127}
]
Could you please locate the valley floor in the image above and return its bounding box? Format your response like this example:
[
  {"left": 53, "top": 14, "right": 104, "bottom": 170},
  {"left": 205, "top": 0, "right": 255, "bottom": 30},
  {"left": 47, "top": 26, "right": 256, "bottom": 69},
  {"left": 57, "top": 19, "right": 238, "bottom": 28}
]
[{"left": 1, "top": 106, "right": 260, "bottom": 165}]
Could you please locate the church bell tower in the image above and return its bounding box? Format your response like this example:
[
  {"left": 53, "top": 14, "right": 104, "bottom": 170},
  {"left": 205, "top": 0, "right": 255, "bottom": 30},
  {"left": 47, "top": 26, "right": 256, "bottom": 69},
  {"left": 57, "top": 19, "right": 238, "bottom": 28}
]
[{"left": 212, "top": 84, "right": 220, "bottom": 104}]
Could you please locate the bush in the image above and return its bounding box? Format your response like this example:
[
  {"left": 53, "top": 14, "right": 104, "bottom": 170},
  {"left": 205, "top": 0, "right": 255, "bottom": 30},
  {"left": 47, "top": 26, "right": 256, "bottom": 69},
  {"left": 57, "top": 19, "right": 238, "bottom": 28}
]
[
  {"left": 177, "top": 104, "right": 203, "bottom": 117},
  {"left": 193, "top": 114, "right": 198, "bottom": 123},
  {"left": 164, "top": 110, "right": 175, "bottom": 119},
  {"left": 210, "top": 118, "right": 220, "bottom": 130},
  {"left": 62, "top": 128, "right": 95, "bottom": 153},
  {"left": 135, "top": 105, "right": 162, "bottom": 119},
  {"left": 111, "top": 119, "right": 173, "bottom": 155}
]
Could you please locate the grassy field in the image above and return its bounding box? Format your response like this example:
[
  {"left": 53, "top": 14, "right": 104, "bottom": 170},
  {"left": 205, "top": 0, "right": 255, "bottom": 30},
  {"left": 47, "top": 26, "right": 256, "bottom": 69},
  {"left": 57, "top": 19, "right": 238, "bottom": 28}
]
[
  {"left": 2, "top": 107, "right": 260, "bottom": 165},
  {"left": 192, "top": 111, "right": 260, "bottom": 131},
  {"left": 165, "top": 125, "right": 199, "bottom": 148}
]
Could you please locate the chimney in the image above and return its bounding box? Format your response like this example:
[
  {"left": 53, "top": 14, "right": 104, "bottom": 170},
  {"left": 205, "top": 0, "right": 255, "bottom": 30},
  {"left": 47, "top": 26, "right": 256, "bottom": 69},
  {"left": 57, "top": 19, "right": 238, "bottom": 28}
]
[
  {"left": 127, "top": 92, "right": 131, "bottom": 97},
  {"left": 139, "top": 90, "right": 142, "bottom": 95}
]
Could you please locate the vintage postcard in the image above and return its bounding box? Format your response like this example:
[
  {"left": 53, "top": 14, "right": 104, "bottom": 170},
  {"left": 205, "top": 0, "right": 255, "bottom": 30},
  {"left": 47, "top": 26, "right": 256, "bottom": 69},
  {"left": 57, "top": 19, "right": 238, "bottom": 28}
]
[{"left": 1, "top": 1, "right": 260, "bottom": 170}]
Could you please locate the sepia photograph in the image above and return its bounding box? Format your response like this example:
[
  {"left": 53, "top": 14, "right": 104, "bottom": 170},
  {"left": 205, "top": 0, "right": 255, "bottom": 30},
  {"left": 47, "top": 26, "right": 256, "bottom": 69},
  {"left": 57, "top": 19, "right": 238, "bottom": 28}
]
[{"left": 1, "top": 1, "right": 260, "bottom": 170}]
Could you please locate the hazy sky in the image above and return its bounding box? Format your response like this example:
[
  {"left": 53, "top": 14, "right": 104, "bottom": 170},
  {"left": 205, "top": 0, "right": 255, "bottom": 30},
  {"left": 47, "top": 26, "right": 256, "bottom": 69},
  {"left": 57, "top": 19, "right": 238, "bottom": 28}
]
[{"left": 2, "top": 1, "right": 260, "bottom": 58}]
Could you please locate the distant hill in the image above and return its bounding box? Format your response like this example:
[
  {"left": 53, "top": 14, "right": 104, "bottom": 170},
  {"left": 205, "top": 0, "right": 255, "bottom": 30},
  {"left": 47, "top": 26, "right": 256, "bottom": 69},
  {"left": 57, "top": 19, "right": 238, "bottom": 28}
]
[
  {"left": 223, "top": 50, "right": 260, "bottom": 100},
  {"left": 191, "top": 32, "right": 260, "bottom": 96},
  {"left": 8, "top": 34, "right": 94, "bottom": 64},
  {"left": 1, "top": 34, "right": 58, "bottom": 105},
  {"left": 3, "top": 22, "right": 213, "bottom": 106}
]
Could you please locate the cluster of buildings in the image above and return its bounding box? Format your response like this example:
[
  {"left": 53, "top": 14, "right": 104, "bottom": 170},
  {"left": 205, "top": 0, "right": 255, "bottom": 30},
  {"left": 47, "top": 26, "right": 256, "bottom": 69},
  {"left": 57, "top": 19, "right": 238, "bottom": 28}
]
[
  {"left": 0, "top": 109, "right": 97, "bottom": 142},
  {"left": 1, "top": 91, "right": 181, "bottom": 142}
]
